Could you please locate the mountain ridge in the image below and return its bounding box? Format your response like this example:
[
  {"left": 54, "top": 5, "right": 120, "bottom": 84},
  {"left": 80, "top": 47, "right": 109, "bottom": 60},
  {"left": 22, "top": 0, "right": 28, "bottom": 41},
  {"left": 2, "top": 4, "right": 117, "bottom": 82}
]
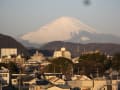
[
  {"left": 39, "top": 41, "right": 120, "bottom": 57},
  {"left": 0, "top": 33, "right": 29, "bottom": 57}
]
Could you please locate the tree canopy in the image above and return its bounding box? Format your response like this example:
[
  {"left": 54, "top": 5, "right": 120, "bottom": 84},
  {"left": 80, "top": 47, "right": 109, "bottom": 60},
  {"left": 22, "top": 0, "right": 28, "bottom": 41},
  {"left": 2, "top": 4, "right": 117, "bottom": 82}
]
[
  {"left": 0, "top": 61, "right": 19, "bottom": 74},
  {"left": 44, "top": 57, "right": 73, "bottom": 76},
  {"left": 112, "top": 53, "right": 120, "bottom": 71}
]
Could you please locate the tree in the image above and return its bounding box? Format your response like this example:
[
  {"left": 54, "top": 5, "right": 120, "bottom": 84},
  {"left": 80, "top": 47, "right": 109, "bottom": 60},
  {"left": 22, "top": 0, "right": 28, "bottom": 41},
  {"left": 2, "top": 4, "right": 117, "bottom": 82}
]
[
  {"left": 44, "top": 57, "right": 73, "bottom": 78},
  {"left": 112, "top": 53, "right": 120, "bottom": 71},
  {"left": 77, "top": 53, "right": 108, "bottom": 77},
  {"left": 8, "top": 61, "right": 19, "bottom": 74},
  {"left": 79, "top": 53, "right": 107, "bottom": 64},
  {"left": 74, "top": 60, "right": 105, "bottom": 77},
  {"left": 104, "top": 59, "right": 112, "bottom": 70},
  {"left": 0, "top": 62, "right": 19, "bottom": 74},
  {"left": 0, "top": 63, "right": 8, "bottom": 68}
]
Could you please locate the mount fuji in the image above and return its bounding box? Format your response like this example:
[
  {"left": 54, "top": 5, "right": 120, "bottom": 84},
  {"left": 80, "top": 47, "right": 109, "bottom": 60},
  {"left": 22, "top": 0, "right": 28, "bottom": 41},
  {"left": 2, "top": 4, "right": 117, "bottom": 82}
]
[{"left": 21, "top": 16, "right": 120, "bottom": 45}]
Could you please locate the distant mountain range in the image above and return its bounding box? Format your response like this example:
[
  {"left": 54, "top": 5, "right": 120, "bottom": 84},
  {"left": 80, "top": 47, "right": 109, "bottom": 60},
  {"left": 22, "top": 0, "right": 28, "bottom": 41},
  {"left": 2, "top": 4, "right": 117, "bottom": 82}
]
[
  {"left": 40, "top": 41, "right": 120, "bottom": 57},
  {"left": 0, "top": 34, "right": 29, "bottom": 57},
  {"left": 0, "top": 33, "right": 120, "bottom": 58},
  {"left": 21, "top": 16, "right": 120, "bottom": 45}
]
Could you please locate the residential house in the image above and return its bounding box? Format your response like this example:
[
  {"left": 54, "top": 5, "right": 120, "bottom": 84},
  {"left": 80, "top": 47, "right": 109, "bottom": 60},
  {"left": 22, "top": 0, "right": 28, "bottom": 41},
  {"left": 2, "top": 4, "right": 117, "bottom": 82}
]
[{"left": 0, "top": 67, "right": 10, "bottom": 85}]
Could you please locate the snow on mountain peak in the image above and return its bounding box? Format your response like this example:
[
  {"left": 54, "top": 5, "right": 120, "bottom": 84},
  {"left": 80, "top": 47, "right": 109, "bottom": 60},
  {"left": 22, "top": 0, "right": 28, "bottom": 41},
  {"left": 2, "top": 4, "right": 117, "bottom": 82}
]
[
  {"left": 80, "top": 36, "right": 90, "bottom": 41},
  {"left": 21, "top": 16, "right": 96, "bottom": 44}
]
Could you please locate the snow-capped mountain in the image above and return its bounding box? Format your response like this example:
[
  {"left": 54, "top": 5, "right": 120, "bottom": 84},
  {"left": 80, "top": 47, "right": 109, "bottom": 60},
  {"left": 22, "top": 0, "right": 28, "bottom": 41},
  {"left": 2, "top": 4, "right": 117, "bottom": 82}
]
[
  {"left": 21, "top": 17, "right": 96, "bottom": 44},
  {"left": 21, "top": 16, "right": 120, "bottom": 44}
]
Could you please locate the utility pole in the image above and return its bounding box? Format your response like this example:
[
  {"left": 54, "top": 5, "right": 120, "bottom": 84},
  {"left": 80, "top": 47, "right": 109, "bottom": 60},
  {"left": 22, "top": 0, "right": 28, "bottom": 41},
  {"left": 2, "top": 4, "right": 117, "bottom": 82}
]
[
  {"left": 53, "top": 64, "right": 55, "bottom": 73},
  {"left": 18, "top": 69, "right": 21, "bottom": 90},
  {"left": 96, "top": 68, "right": 99, "bottom": 78},
  {"left": 71, "top": 66, "right": 74, "bottom": 77},
  {"left": 78, "top": 67, "right": 80, "bottom": 75},
  {"left": 77, "top": 43, "right": 80, "bottom": 56},
  {"left": 90, "top": 74, "right": 94, "bottom": 90},
  {"left": 116, "top": 72, "right": 119, "bottom": 90},
  {"left": 0, "top": 77, "right": 2, "bottom": 90}
]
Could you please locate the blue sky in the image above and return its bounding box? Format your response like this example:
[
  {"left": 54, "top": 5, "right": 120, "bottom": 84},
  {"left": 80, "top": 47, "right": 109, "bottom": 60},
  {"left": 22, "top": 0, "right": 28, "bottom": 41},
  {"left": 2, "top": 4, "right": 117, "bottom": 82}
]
[{"left": 0, "top": 0, "right": 120, "bottom": 37}]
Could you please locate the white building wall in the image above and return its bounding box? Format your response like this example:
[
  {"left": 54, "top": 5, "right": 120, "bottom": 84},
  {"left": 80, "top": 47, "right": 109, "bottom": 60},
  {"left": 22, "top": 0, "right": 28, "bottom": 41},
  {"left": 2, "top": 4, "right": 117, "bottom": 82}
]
[
  {"left": 1, "top": 48, "right": 17, "bottom": 57},
  {"left": 53, "top": 47, "right": 71, "bottom": 59}
]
